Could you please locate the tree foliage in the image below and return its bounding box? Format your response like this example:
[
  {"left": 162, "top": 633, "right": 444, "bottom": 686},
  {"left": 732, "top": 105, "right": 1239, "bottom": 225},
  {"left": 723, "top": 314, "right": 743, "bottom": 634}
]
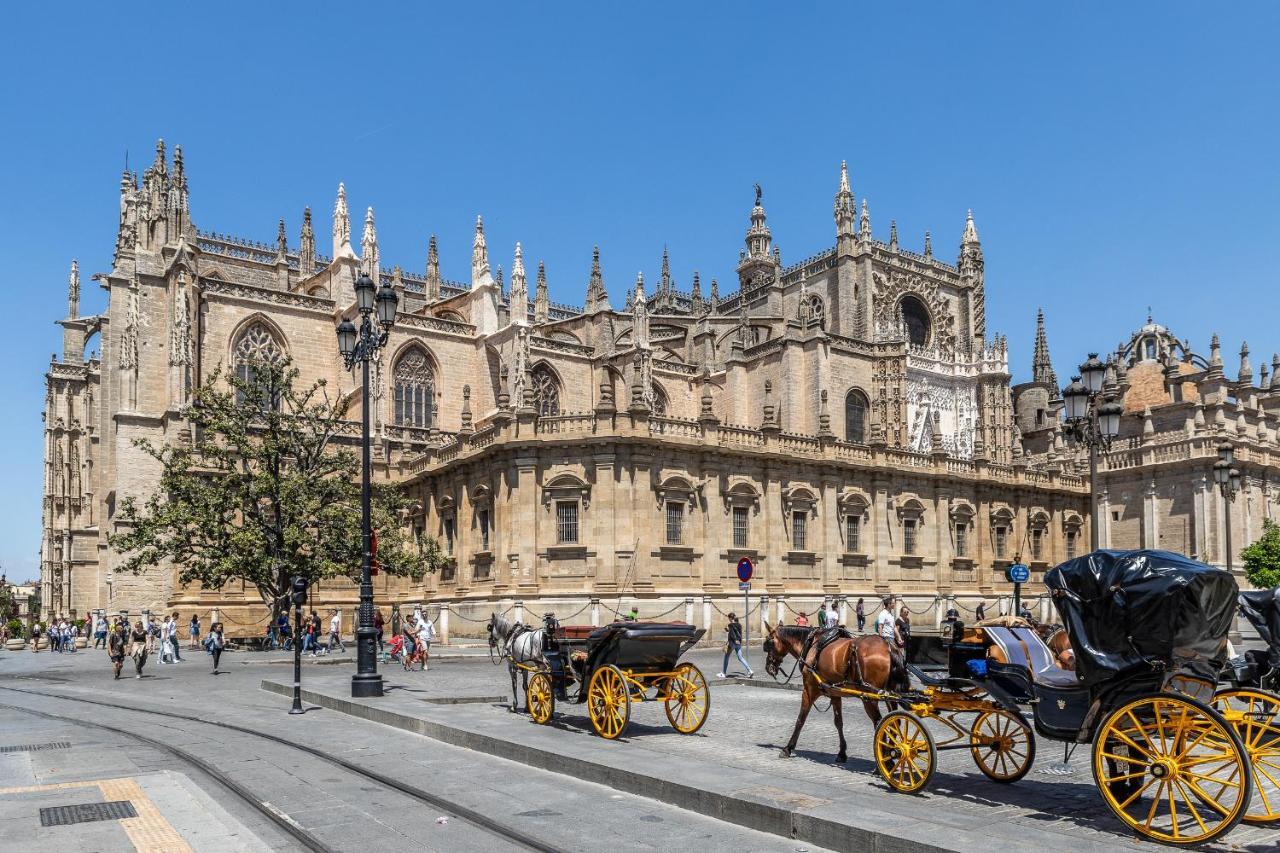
[
  {"left": 1242, "top": 518, "right": 1280, "bottom": 590},
  {"left": 111, "top": 358, "right": 445, "bottom": 621}
]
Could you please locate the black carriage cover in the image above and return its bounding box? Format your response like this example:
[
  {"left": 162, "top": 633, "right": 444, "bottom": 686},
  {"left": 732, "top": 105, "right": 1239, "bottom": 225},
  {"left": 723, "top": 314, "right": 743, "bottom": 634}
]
[
  {"left": 1239, "top": 587, "right": 1280, "bottom": 667},
  {"left": 1044, "top": 549, "right": 1238, "bottom": 687}
]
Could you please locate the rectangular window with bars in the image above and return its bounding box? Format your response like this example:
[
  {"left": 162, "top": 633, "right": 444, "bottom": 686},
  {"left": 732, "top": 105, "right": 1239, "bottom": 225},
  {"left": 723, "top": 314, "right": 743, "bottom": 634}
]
[
  {"left": 666, "top": 502, "right": 684, "bottom": 545},
  {"left": 1066, "top": 529, "right": 1077, "bottom": 559},
  {"left": 792, "top": 511, "right": 807, "bottom": 551},
  {"left": 1031, "top": 528, "right": 1044, "bottom": 561},
  {"left": 903, "top": 518, "right": 918, "bottom": 555},
  {"left": 732, "top": 506, "right": 749, "bottom": 549},
  {"left": 478, "top": 508, "right": 490, "bottom": 551},
  {"left": 845, "top": 514, "right": 860, "bottom": 552},
  {"left": 556, "top": 501, "right": 578, "bottom": 544},
  {"left": 955, "top": 522, "right": 968, "bottom": 557},
  {"left": 995, "top": 525, "right": 1008, "bottom": 558}
]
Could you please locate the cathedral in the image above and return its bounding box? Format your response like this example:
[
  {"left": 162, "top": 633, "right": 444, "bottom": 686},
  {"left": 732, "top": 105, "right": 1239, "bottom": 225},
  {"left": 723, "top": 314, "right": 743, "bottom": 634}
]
[{"left": 49, "top": 140, "right": 1271, "bottom": 639}]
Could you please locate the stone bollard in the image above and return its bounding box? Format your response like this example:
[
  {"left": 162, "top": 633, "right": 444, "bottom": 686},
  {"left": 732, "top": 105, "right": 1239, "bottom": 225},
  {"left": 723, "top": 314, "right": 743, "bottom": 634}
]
[
  {"left": 702, "top": 597, "right": 712, "bottom": 643},
  {"left": 684, "top": 597, "right": 694, "bottom": 626},
  {"left": 590, "top": 598, "right": 600, "bottom": 628},
  {"left": 438, "top": 603, "right": 450, "bottom": 644}
]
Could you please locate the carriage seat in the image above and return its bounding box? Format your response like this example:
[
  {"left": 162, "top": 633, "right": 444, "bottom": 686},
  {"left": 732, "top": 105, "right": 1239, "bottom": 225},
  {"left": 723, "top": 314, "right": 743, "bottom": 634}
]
[{"left": 985, "top": 626, "right": 1078, "bottom": 688}]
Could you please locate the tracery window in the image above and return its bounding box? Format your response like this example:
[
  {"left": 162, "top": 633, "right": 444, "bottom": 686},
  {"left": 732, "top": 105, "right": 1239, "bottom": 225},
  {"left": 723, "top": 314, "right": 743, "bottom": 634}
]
[
  {"left": 900, "top": 295, "right": 931, "bottom": 347},
  {"left": 845, "top": 389, "right": 869, "bottom": 444},
  {"left": 650, "top": 384, "right": 668, "bottom": 417},
  {"left": 232, "top": 322, "right": 285, "bottom": 409},
  {"left": 531, "top": 364, "right": 560, "bottom": 416},
  {"left": 801, "top": 293, "right": 824, "bottom": 329},
  {"left": 393, "top": 347, "right": 435, "bottom": 428}
]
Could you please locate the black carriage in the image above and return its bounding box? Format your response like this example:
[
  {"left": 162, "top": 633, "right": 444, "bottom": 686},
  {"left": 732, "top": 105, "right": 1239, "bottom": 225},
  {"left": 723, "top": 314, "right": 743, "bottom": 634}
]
[
  {"left": 525, "top": 619, "right": 709, "bottom": 740},
  {"left": 884, "top": 549, "right": 1276, "bottom": 845}
]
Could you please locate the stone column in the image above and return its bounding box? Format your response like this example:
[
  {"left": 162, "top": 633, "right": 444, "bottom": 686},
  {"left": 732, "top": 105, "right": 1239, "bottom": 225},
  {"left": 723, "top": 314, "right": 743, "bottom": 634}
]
[
  {"left": 700, "top": 463, "right": 723, "bottom": 591},
  {"left": 871, "top": 477, "right": 891, "bottom": 592},
  {"left": 591, "top": 598, "right": 600, "bottom": 627},
  {"left": 702, "top": 596, "right": 713, "bottom": 641},
  {"left": 759, "top": 594, "right": 770, "bottom": 635},
  {"left": 684, "top": 597, "right": 694, "bottom": 625},
  {"left": 438, "top": 603, "right": 450, "bottom": 644},
  {"left": 776, "top": 596, "right": 785, "bottom": 626},
  {"left": 838, "top": 595, "right": 848, "bottom": 626},
  {"left": 936, "top": 488, "right": 952, "bottom": 591},
  {"left": 821, "top": 477, "right": 840, "bottom": 593},
  {"left": 593, "top": 453, "right": 618, "bottom": 591},
  {"left": 1142, "top": 478, "right": 1158, "bottom": 549},
  {"left": 514, "top": 455, "right": 539, "bottom": 590}
]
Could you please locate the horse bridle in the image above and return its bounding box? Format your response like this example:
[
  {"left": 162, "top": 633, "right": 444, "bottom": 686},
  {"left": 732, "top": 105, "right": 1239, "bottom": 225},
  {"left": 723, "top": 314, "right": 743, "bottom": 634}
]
[{"left": 764, "top": 633, "right": 801, "bottom": 684}]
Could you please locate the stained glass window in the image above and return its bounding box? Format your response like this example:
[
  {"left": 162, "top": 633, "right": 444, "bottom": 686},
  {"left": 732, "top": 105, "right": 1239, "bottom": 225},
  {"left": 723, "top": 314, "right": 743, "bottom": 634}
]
[
  {"left": 233, "top": 323, "right": 284, "bottom": 409},
  {"left": 394, "top": 348, "right": 435, "bottom": 428}
]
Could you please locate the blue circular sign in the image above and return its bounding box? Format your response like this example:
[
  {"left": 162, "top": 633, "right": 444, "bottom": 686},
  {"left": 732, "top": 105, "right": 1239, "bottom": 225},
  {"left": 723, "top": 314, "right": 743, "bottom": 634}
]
[
  {"left": 736, "top": 556, "right": 754, "bottom": 584},
  {"left": 1007, "top": 563, "right": 1030, "bottom": 584}
]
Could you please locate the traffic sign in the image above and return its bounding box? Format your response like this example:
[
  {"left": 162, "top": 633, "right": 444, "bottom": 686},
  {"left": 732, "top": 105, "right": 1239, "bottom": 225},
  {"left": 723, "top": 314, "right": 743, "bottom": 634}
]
[
  {"left": 1007, "top": 563, "right": 1030, "bottom": 584},
  {"left": 736, "top": 556, "right": 754, "bottom": 584},
  {"left": 738, "top": 581, "right": 751, "bottom": 591}
]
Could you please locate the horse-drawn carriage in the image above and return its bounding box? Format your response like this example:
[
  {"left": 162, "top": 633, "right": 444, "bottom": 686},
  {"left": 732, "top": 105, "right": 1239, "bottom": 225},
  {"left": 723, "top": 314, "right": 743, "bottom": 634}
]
[
  {"left": 490, "top": 613, "right": 710, "bottom": 740},
  {"left": 766, "top": 549, "right": 1279, "bottom": 845}
]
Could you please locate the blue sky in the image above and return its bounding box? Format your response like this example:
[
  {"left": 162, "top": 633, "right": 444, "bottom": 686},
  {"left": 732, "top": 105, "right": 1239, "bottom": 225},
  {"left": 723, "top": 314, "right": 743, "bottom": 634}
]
[{"left": 1, "top": 3, "right": 1277, "bottom": 579}]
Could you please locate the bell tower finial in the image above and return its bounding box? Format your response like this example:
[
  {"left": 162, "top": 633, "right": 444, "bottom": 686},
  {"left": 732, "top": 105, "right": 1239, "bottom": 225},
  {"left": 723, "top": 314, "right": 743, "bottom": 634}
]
[
  {"left": 332, "top": 182, "right": 353, "bottom": 259},
  {"left": 67, "top": 259, "right": 80, "bottom": 319}
]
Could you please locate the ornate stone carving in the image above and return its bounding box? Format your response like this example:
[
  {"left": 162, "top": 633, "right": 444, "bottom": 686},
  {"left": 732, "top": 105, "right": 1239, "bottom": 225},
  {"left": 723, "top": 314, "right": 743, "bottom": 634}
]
[{"left": 872, "top": 270, "right": 956, "bottom": 355}]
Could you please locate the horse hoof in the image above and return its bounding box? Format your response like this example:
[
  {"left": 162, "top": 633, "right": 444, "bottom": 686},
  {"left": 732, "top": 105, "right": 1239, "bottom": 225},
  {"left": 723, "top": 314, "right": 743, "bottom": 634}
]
[
  {"left": 836, "top": 753, "right": 847, "bottom": 764},
  {"left": 779, "top": 749, "right": 792, "bottom": 759}
]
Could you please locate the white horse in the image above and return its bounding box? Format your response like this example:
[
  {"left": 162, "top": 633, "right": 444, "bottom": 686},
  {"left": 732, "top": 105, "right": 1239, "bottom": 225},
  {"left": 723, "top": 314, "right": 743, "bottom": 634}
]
[{"left": 486, "top": 612, "right": 547, "bottom": 713}]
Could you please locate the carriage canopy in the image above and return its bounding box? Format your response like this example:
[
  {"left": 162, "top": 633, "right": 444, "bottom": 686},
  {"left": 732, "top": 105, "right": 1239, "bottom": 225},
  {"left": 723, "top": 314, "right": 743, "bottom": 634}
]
[{"left": 1044, "top": 549, "right": 1238, "bottom": 687}]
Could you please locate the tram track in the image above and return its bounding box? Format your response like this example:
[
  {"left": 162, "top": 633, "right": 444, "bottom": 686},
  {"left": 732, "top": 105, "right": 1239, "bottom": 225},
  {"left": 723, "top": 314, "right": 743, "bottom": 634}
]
[{"left": 0, "top": 684, "right": 567, "bottom": 853}]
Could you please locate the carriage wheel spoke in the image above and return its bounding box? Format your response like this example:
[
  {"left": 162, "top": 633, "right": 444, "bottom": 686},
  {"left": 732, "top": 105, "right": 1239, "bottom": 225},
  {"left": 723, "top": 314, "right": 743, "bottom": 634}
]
[
  {"left": 1173, "top": 779, "right": 1210, "bottom": 837},
  {"left": 1117, "top": 775, "right": 1159, "bottom": 810},
  {"left": 1143, "top": 780, "right": 1168, "bottom": 829}
]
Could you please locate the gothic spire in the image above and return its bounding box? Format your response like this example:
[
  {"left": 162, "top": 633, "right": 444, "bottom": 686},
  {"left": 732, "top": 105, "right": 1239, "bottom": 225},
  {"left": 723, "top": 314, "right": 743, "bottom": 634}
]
[
  {"left": 299, "top": 207, "right": 316, "bottom": 277},
  {"left": 332, "top": 182, "right": 353, "bottom": 259},
  {"left": 361, "top": 207, "right": 379, "bottom": 279},
  {"left": 962, "top": 209, "right": 980, "bottom": 244},
  {"left": 585, "top": 245, "right": 609, "bottom": 313},
  {"left": 1032, "top": 308, "right": 1058, "bottom": 389},
  {"left": 275, "top": 218, "right": 288, "bottom": 263},
  {"left": 744, "top": 184, "right": 772, "bottom": 260},
  {"left": 509, "top": 243, "right": 528, "bottom": 325},
  {"left": 1239, "top": 341, "right": 1253, "bottom": 384},
  {"left": 425, "top": 234, "right": 441, "bottom": 301},
  {"left": 67, "top": 259, "right": 79, "bottom": 319},
  {"left": 888, "top": 218, "right": 898, "bottom": 251},
  {"left": 471, "top": 215, "right": 491, "bottom": 289},
  {"left": 709, "top": 278, "right": 720, "bottom": 312},
  {"left": 923, "top": 230, "right": 933, "bottom": 258},
  {"left": 959, "top": 209, "right": 984, "bottom": 276},
  {"left": 690, "top": 271, "right": 704, "bottom": 315},
  {"left": 632, "top": 271, "right": 649, "bottom": 350},
  {"left": 859, "top": 199, "right": 871, "bottom": 240},
  {"left": 534, "top": 260, "right": 549, "bottom": 324},
  {"left": 835, "top": 160, "right": 855, "bottom": 247}
]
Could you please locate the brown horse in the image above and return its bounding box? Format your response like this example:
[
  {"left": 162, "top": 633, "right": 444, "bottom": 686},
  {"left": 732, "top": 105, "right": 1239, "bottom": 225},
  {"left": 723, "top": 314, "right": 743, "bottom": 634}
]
[{"left": 763, "top": 622, "right": 909, "bottom": 763}]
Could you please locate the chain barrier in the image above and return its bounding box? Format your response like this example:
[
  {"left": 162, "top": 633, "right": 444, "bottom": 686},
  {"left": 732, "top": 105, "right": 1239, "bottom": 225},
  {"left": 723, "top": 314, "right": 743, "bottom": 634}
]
[
  {"left": 898, "top": 596, "right": 941, "bottom": 615},
  {"left": 448, "top": 607, "right": 511, "bottom": 624}
]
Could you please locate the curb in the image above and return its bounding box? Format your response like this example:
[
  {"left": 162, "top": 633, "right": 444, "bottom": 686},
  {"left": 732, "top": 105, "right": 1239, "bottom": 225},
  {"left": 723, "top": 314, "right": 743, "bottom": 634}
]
[{"left": 260, "top": 678, "right": 1118, "bottom": 853}]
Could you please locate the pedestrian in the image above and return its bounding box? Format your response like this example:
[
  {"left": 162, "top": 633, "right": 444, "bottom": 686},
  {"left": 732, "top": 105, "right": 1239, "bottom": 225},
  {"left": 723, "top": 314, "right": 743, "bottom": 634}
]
[
  {"left": 413, "top": 609, "right": 436, "bottom": 671},
  {"left": 895, "top": 606, "right": 911, "bottom": 653},
  {"left": 855, "top": 597, "right": 866, "bottom": 633},
  {"left": 625, "top": 606, "right": 638, "bottom": 622},
  {"left": 823, "top": 600, "right": 839, "bottom": 629},
  {"left": 374, "top": 609, "right": 385, "bottom": 656},
  {"left": 305, "top": 611, "right": 319, "bottom": 657},
  {"left": 817, "top": 605, "right": 828, "bottom": 629},
  {"left": 795, "top": 611, "right": 809, "bottom": 627},
  {"left": 209, "top": 622, "right": 226, "bottom": 674},
  {"left": 129, "top": 621, "right": 149, "bottom": 678},
  {"left": 160, "top": 615, "right": 175, "bottom": 664},
  {"left": 875, "top": 597, "right": 896, "bottom": 647},
  {"left": 166, "top": 612, "right": 182, "bottom": 661},
  {"left": 188, "top": 614, "right": 200, "bottom": 650},
  {"left": 31, "top": 621, "right": 41, "bottom": 653},
  {"left": 975, "top": 600, "right": 987, "bottom": 622},
  {"left": 94, "top": 613, "right": 108, "bottom": 649},
  {"left": 717, "top": 612, "right": 753, "bottom": 679},
  {"left": 275, "top": 611, "right": 289, "bottom": 649},
  {"left": 108, "top": 622, "right": 127, "bottom": 680},
  {"left": 327, "top": 609, "right": 345, "bottom": 654},
  {"left": 1019, "top": 602, "right": 1034, "bottom": 623}
]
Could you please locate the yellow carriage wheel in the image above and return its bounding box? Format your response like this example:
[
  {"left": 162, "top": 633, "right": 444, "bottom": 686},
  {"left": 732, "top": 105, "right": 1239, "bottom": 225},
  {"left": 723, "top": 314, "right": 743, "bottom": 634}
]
[
  {"left": 664, "top": 663, "right": 711, "bottom": 735},
  {"left": 1092, "top": 693, "right": 1251, "bottom": 845},
  {"left": 1213, "top": 688, "right": 1280, "bottom": 824},
  {"left": 874, "top": 711, "right": 936, "bottom": 794},
  {"left": 588, "top": 664, "right": 631, "bottom": 740},
  {"left": 970, "top": 709, "right": 1036, "bottom": 783},
  {"left": 527, "top": 671, "right": 555, "bottom": 725}
]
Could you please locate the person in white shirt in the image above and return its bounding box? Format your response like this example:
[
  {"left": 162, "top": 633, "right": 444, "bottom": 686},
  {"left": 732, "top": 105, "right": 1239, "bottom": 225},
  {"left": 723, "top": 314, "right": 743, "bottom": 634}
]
[
  {"left": 876, "top": 597, "right": 897, "bottom": 646},
  {"left": 413, "top": 609, "right": 436, "bottom": 670},
  {"left": 327, "top": 609, "right": 346, "bottom": 653},
  {"left": 823, "top": 602, "right": 840, "bottom": 629},
  {"left": 160, "top": 616, "right": 175, "bottom": 663}
]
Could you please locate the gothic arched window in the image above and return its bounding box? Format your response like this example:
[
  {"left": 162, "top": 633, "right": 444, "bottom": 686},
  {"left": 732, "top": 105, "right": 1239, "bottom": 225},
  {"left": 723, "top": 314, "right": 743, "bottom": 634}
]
[
  {"left": 232, "top": 322, "right": 285, "bottom": 409},
  {"left": 801, "top": 293, "right": 824, "bottom": 329},
  {"left": 899, "top": 295, "right": 931, "bottom": 347},
  {"left": 651, "top": 384, "right": 668, "bottom": 417},
  {"left": 393, "top": 347, "right": 436, "bottom": 428},
  {"left": 531, "top": 364, "right": 561, "bottom": 416},
  {"left": 845, "top": 389, "right": 869, "bottom": 444}
]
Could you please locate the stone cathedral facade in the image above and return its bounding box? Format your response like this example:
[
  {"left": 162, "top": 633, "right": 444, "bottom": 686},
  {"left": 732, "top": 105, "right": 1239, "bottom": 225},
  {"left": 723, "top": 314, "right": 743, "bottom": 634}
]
[{"left": 43, "top": 141, "right": 1102, "bottom": 636}]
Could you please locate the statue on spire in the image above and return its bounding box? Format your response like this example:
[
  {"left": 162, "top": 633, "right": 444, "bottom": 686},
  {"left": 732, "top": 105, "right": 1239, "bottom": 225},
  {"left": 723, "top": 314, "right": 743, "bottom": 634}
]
[
  {"left": 509, "top": 243, "right": 528, "bottom": 326},
  {"left": 332, "top": 183, "right": 353, "bottom": 259},
  {"left": 471, "top": 215, "right": 491, "bottom": 289},
  {"left": 67, "top": 259, "right": 80, "bottom": 319},
  {"left": 534, "top": 260, "right": 549, "bottom": 324},
  {"left": 425, "top": 234, "right": 441, "bottom": 301},
  {"left": 361, "top": 207, "right": 379, "bottom": 279}
]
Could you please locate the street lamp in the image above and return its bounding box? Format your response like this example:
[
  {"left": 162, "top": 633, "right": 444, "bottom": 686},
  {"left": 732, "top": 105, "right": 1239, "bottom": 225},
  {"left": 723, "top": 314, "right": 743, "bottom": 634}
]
[
  {"left": 1214, "top": 442, "right": 1241, "bottom": 572},
  {"left": 336, "top": 272, "right": 398, "bottom": 698},
  {"left": 1062, "top": 355, "right": 1123, "bottom": 551}
]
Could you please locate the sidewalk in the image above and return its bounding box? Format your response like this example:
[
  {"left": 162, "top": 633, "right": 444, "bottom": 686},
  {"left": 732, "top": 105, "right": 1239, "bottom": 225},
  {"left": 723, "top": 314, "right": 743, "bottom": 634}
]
[{"left": 259, "top": 668, "right": 1189, "bottom": 853}]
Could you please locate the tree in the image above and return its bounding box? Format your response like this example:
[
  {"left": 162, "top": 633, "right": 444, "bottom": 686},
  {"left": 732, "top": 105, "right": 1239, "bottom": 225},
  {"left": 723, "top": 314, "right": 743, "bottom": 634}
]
[
  {"left": 111, "top": 358, "right": 445, "bottom": 623},
  {"left": 1241, "top": 518, "right": 1280, "bottom": 590}
]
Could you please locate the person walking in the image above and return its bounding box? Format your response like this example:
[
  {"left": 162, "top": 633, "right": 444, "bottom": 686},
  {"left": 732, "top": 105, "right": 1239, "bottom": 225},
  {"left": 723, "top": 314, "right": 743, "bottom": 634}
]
[
  {"left": 129, "top": 621, "right": 149, "bottom": 678},
  {"left": 303, "top": 611, "right": 318, "bottom": 656},
  {"left": 31, "top": 621, "right": 41, "bottom": 653},
  {"left": 159, "top": 615, "right": 175, "bottom": 664},
  {"left": 895, "top": 606, "right": 911, "bottom": 653},
  {"left": 823, "top": 600, "right": 840, "bottom": 630},
  {"left": 975, "top": 600, "right": 987, "bottom": 622},
  {"left": 327, "top": 609, "right": 345, "bottom": 654},
  {"left": 413, "top": 609, "right": 436, "bottom": 671},
  {"left": 374, "top": 609, "right": 385, "bottom": 657},
  {"left": 717, "top": 612, "right": 753, "bottom": 679},
  {"left": 94, "top": 613, "right": 108, "bottom": 649},
  {"left": 209, "top": 622, "right": 226, "bottom": 674},
  {"left": 795, "top": 611, "right": 809, "bottom": 627},
  {"left": 875, "top": 597, "right": 896, "bottom": 647},
  {"left": 107, "top": 622, "right": 127, "bottom": 680},
  {"left": 855, "top": 597, "right": 866, "bottom": 633}
]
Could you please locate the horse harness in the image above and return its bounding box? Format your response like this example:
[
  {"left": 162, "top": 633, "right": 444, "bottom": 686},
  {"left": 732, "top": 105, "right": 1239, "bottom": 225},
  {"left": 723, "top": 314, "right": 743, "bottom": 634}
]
[{"left": 796, "top": 627, "right": 875, "bottom": 695}]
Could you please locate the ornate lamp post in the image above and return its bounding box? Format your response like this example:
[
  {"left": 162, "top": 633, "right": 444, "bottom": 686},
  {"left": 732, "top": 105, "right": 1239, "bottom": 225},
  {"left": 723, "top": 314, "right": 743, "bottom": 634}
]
[
  {"left": 336, "top": 271, "right": 398, "bottom": 698},
  {"left": 1213, "top": 441, "right": 1241, "bottom": 571},
  {"left": 1063, "top": 353, "right": 1123, "bottom": 551}
]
